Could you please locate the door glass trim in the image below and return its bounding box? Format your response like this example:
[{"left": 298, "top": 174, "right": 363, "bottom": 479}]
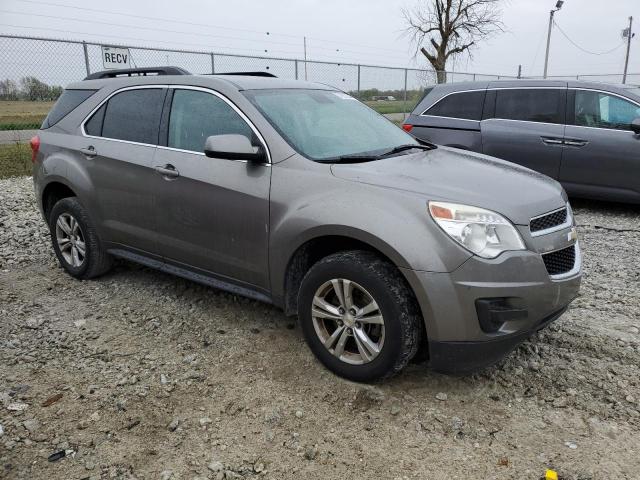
[{"left": 80, "top": 84, "right": 272, "bottom": 163}]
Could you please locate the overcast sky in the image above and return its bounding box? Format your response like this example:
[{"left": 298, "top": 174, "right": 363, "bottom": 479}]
[{"left": 0, "top": 0, "right": 637, "bottom": 78}]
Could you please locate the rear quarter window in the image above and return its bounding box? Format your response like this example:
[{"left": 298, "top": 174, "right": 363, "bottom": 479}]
[
  {"left": 42, "top": 89, "right": 96, "bottom": 128},
  {"left": 424, "top": 90, "right": 486, "bottom": 121}
]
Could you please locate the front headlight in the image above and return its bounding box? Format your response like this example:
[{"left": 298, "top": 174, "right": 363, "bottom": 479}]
[{"left": 428, "top": 201, "right": 526, "bottom": 259}]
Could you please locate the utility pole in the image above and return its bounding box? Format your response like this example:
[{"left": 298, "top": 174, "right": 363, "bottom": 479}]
[
  {"left": 543, "top": 1, "right": 564, "bottom": 79},
  {"left": 623, "top": 16, "right": 634, "bottom": 84},
  {"left": 303, "top": 36, "right": 308, "bottom": 81},
  {"left": 517, "top": 64, "right": 522, "bottom": 79}
]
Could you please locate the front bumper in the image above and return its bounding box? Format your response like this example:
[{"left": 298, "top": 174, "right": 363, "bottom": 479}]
[{"left": 401, "top": 242, "right": 582, "bottom": 373}]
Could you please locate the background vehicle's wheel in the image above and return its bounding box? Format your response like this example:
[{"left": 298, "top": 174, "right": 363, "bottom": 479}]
[
  {"left": 298, "top": 250, "right": 422, "bottom": 382},
  {"left": 48, "top": 197, "right": 112, "bottom": 279}
]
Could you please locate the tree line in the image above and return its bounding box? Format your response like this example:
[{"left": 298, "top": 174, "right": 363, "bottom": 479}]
[{"left": 0, "top": 77, "right": 63, "bottom": 101}]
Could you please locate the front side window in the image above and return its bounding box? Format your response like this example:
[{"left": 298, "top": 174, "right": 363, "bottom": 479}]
[
  {"left": 494, "top": 89, "right": 565, "bottom": 124},
  {"left": 244, "top": 89, "right": 417, "bottom": 161},
  {"left": 574, "top": 90, "right": 640, "bottom": 130},
  {"left": 168, "top": 89, "right": 253, "bottom": 153},
  {"left": 96, "top": 88, "right": 165, "bottom": 144},
  {"left": 425, "top": 90, "right": 486, "bottom": 120}
]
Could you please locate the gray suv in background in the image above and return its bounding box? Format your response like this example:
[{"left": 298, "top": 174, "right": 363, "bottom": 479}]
[
  {"left": 32, "top": 68, "right": 581, "bottom": 381},
  {"left": 403, "top": 80, "right": 640, "bottom": 203}
]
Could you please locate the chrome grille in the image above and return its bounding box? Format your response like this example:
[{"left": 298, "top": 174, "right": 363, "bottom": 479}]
[
  {"left": 542, "top": 245, "right": 576, "bottom": 276},
  {"left": 530, "top": 207, "right": 568, "bottom": 234}
]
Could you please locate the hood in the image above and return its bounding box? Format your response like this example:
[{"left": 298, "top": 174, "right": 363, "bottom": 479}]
[{"left": 330, "top": 147, "right": 566, "bottom": 225}]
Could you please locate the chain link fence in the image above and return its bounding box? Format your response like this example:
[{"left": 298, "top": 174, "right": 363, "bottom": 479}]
[{"left": 1, "top": 33, "right": 638, "bottom": 131}]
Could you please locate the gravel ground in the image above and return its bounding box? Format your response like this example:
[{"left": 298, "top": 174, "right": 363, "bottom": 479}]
[{"left": 1, "top": 176, "right": 639, "bottom": 480}]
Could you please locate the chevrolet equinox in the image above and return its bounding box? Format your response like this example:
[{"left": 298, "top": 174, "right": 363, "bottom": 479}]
[{"left": 32, "top": 67, "right": 582, "bottom": 381}]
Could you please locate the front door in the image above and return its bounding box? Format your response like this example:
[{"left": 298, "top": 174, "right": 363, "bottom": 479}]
[
  {"left": 152, "top": 87, "right": 271, "bottom": 291},
  {"left": 560, "top": 89, "right": 640, "bottom": 201},
  {"left": 482, "top": 88, "right": 567, "bottom": 179}
]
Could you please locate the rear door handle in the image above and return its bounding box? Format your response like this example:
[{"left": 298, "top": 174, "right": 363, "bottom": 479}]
[
  {"left": 155, "top": 164, "right": 180, "bottom": 179},
  {"left": 80, "top": 146, "right": 97, "bottom": 158},
  {"left": 564, "top": 139, "right": 588, "bottom": 147},
  {"left": 541, "top": 137, "right": 564, "bottom": 146}
]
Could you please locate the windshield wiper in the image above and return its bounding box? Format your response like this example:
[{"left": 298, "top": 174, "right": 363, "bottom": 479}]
[
  {"left": 319, "top": 143, "right": 434, "bottom": 163},
  {"left": 379, "top": 144, "right": 433, "bottom": 157}
]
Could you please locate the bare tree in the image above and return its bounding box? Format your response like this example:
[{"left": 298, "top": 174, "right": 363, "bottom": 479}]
[{"left": 404, "top": 0, "right": 504, "bottom": 83}]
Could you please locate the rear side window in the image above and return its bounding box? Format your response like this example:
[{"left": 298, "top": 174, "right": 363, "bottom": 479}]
[
  {"left": 168, "top": 89, "right": 253, "bottom": 153},
  {"left": 42, "top": 89, "right": 95, "bottom": 128},
  {"left": 494, "top": 89, "right": 565, "bottom": 124},
  {"left": 93, "top": 88, "right": 165, "bottom": 144},
  {"left": 425, "top": 90, "right": 486, "bottom": 120}
]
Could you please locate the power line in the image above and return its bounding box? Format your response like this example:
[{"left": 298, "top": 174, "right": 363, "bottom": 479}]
[
  {"left": 0, "top": 24, "right": 412, "bottom": 67},
  {"left": 1, "top": 8, "right": 412, "bottom": 62},
  {"left": 10, "top": 0, "right": 411, "bottom": 56},
  {"left": 554, "top": 20, "right": 625, "bottom": 56}
]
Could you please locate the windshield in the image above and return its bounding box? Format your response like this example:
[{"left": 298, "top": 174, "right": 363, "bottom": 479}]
[{"left": 244, "top": 89, "right": 419, "bottom": 161}]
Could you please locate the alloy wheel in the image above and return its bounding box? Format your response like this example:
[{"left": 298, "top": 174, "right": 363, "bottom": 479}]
[
  {"left": 55, "top": 213, "right": 86, "bottom": 268},
  {"left": 311, "top": 278, "right": 385, "bottom": 365}
]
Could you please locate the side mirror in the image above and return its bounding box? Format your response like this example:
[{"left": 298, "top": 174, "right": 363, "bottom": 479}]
[
  {"left": 631, "top": 118, "right": 640, "bottom": 135},
  {"left": 204, "top": 134, "right": 266, "bottom": 163}
]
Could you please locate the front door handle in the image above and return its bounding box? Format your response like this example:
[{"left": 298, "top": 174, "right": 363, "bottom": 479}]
[
  {"left": 80, "top": 146, "right": 97, "bottom": 158},
  {"left": 155, "top": 164, "right": 180, "bottom": 179},
  {"left": 541, "top": 137, "right": 564, "bottom": 146},
  {"left": 564, "top": 139, "right": 588, "bottom": 147}
]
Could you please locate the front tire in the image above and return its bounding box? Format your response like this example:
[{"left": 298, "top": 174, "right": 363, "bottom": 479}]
[
  {"left": 298, "top": 250, "right": 422, "bottom": 382},
  {"left": 49, "top": 197, "right": 112, "bottom": 279}
]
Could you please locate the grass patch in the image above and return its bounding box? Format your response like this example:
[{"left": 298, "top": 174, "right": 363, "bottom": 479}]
[
  {"left": 0, "top": 100, "right": 53, "bottom": 130},
  {"left": 365, "top": 100, "right": 415, "bottom": 115},
  {"left": 0, "top": 143, "right": 32, "bottom": 179}
]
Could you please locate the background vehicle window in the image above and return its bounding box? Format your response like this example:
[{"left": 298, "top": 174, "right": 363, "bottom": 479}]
[
  {"left": 168, "top": 89, "right": 253, "bottom": 153},
  {"left": 42, "top": 89, "right": 95, "bottom": 128},
  {"left": 495, "top": 89, "right": 564, "bottom": 124},
  {"left": 425, "top": 90, "right": 486, "bottom": 120},
  {"left": 101, "top": 88, "right": 164, "bottom": 144},
  {"left": 574, "top": 90, "right": 640, "bottom": 130}
]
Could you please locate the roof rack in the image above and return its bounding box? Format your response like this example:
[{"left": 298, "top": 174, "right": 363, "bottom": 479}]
[
  {"left": 213, "top": 72, "right": 277, "bottom": 78},
  {"left": 84, "top": 66, "right": 192, "bottom": 80}
]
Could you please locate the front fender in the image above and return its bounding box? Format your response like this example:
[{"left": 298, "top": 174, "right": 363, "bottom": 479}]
[{"left": 268, "top": 156, "right": 472, "bottom": 301}]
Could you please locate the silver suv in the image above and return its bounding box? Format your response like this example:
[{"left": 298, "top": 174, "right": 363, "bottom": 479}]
[{"left": 32, "top": 67, "right": 581, "bottom": 381}]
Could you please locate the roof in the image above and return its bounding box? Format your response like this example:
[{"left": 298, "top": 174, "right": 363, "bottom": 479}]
[{"left": 67, "top": 71, "right": 334, "bottom": 92}]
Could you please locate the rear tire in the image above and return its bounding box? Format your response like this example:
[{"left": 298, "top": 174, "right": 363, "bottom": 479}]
[
  {"left": 49, "top": 197, "right": 112, "bottom": 279},
  {"left": 298, "top": 250, "right": 422, "bottom": 382}
]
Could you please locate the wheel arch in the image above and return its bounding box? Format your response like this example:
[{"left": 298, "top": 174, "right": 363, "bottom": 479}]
[
  {"left": 279, "top": 228, "right": 414, "bottom": 316},
  {"left": 41, "top": 180, "right": 77, "bottom": 222}
]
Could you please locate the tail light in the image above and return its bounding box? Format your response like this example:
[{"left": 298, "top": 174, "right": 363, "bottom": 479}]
[
  {"left": 401, "top": 124, "right": 413, "bottom": 133},
  {"left": 29, "top": 135, "right": 40, "bottom": 163}
]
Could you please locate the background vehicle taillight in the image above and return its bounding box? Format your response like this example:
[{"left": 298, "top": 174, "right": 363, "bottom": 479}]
[
  {"left": 30, "top": 135, "right": 40, "bottom": 163},
  {"left": 401, "top": 124, "right": 413, "bottom": 133}
]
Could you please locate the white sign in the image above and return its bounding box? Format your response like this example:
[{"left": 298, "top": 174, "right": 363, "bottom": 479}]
[{"left": 101, "top": 46, "right": 131, "bottom": 70}]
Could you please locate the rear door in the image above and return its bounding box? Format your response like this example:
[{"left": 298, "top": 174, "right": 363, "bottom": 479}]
[
  {"left": 152, "top": 86, "right": 271, "bottom": 291},
  {"left": 82, "top": 86, "right": 165, "bottom": 254},
  {"left": 560, "top": 88, "right": 640, "bottom": 201},
  {"left": 481, "top": 87, "right": 567, "bottom": 178}
]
